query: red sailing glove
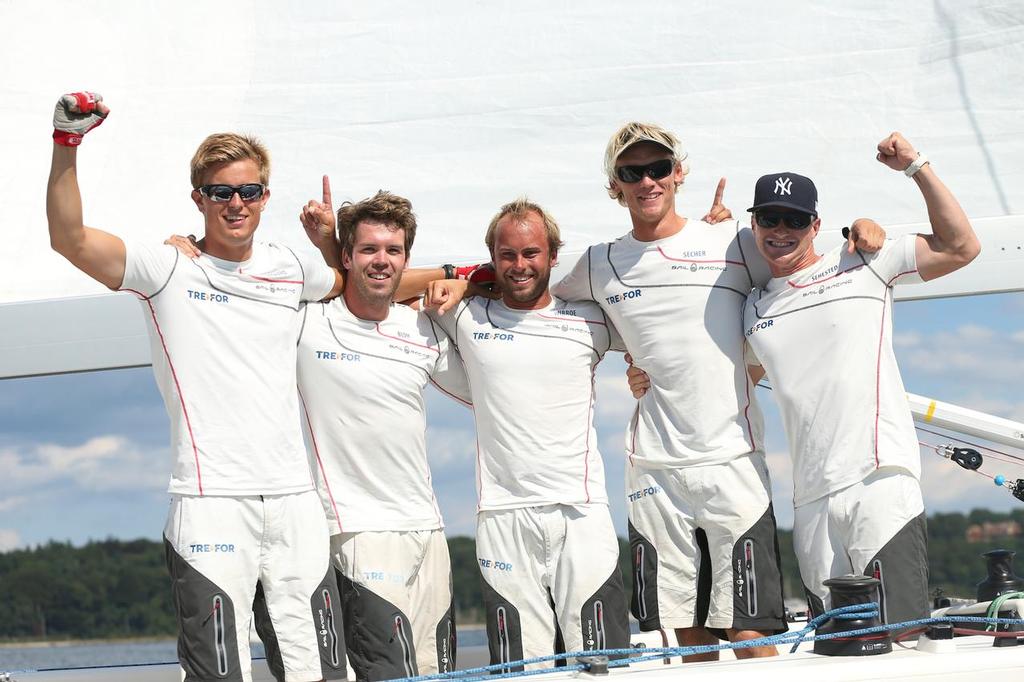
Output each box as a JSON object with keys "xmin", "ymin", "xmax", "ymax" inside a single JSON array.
[
  {"xmin": 52, "ymin": 92, "xmax": 108, "ymax": 146},
  {"xmin": 455, "ymin": 263, "xmax": 496, "ymax": 290}
]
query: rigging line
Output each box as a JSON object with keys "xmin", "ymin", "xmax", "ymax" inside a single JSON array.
[
  {"xmin": 918, "ymin": 438, "xmax": 1024, "ymax": 470},
  {"xmin": 916, "ymin": 425, "xmax": 1024, "ymax": 461},
  {"xmin": 918, "ymin": 440, "xmax": 996, "ymax": 480}
]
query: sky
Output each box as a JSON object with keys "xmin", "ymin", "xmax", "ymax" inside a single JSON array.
[{"xmin": 1, "ymin": 288, "xmax": 1022, "ymax": 553}]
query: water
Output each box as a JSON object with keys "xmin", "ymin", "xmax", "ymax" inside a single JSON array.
[{"xmin": 1, "ymin": 629, "xmax": 490, "ymax": 673}]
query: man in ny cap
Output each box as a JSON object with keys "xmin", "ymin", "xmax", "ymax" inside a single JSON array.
[{"xmin": 740, "ymin": 132, "xmax": 980, "ymax": 625}]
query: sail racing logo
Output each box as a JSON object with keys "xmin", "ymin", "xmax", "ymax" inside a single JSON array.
[{"xmin": 801, "ymin": 277, "xmax": 853, "ymax": 298}]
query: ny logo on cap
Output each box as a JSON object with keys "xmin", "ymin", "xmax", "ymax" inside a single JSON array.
[{"xmin": 774, "ymin": 177, "xmax": 792, "ymax": 196}]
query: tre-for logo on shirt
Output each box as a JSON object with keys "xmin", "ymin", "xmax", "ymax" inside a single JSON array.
[
  {"xmin": 745, "ymin": 319, "xmax": 775, "ymax": 337},
  {"xmin": 604, "ymin": 288, "xmax": 642, "ymax": 305},
  {"xmin": 472, "ymin": 331, "xmax": 515, "ymax": 341},
  {"xmin": 314, "ymin": 350, "xmax": 362, "ymax": 362},
  {"xmin": 186, "ymin": 289, "xmax": 230, "ymax": 304}
]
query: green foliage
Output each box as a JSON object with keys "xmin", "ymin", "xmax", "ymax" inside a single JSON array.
[
  {"xmin": 0, "ymin": 538, "xmax": 176, "ymax": 640},
  {"xmin": 2, "ymin": 510, "xmax": 1023, "ymax": 641}
]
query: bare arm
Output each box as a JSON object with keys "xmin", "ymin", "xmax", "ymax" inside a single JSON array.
[
  {"xmin": 47, "ymin": 144, "xmax": 126, "ymax": 289},
  {"xmin": 747, "ymin": 364, "xmax": 765, "ymax": 384},
  {"xmin": 876, "ymin": 132, "xmax": 980, "ymax": 281},
  {"xmin": 398, "ymin": 267, "xmax": 447, "ymax": 300}
]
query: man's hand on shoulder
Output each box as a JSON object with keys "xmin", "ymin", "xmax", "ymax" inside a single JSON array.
[
  {"xmin": 845, "ymin": 218, "xmax": 886, "ymax": 254},
  {"xmin": 164, "ymin": 234, "xmax": 202, "ymax": 259},
  {"xmin": 425, "ymin": 278, "xmax": 500, "ymax": 315}
]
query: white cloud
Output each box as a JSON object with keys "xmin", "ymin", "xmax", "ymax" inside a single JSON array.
[
  {"xmin": 897, "ymin": 323, "xmax": 1024, "ymax": 397},
  {"xmin": 893, "ymin": 331, "xmax": 922, "ymax": 348},
  {"xmin": 0, "ymin": 496, "xmax": 28, "ymax": 513},
  {"xmin": 0, "ymin": 436, "xmax": 166, "ymax": 492},
  {"xmin": 0, "ymin": 529, "xmax": 22, "ymax": 552}
]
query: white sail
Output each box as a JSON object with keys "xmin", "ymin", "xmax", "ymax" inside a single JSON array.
[{"xmin": 2, "ymin": 1, "xmax": 1024, "ymax": 377}]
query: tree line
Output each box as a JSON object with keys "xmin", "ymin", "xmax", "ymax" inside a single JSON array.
[{"xmin": 2, "ymin": 509, "xmax": 1022, "ymax": 640}]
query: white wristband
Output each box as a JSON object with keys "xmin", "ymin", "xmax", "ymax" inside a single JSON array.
[{"xmin": 903, "ymin": 153, "xmax": 929, "ymax": 177}]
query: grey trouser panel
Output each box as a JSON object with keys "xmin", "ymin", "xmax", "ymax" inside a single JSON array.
[
  {"xmin": 482, "ymin": 578, "xmax": 526, "ymax": 672},
  {"xmin": 580, "ymin": 567, "xmax": 631, "ymax": 658},
  {"xmin": 630, "ymin": 507, "xmax": 786, "ymax": 637},
  {"xmin": 628, "ymin": 520, "xmax": 660, "ymax": 630},
  {"xmin": 340, "ymin": 572, "xmax": 455, "ymax": 681},
  {"xmin": 803, "ymin": 512, "xmax": 929, "ymax": 628},
  {"xmin": 482, "ymin": 565, "xmax": 630, "ymax": 669},
  {"xmin": 725, "ymin": 504, "xmax": 787, "ymax": 636},
  {"xmin": 253, "ymin": 566, "xmax": 347, "ymax": 682},
  {"xmin": 165, "ymin": 539, "xmax": 243, "ymax": 682}
]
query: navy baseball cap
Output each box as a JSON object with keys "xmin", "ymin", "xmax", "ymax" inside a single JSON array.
[{"xmin": 747, "ymin": 172, "xmax": 818, "ymax": 216}]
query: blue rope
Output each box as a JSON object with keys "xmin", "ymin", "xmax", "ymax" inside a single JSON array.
[{"xmin": 388, "ymin": 604, "xmax": 1024, "ymax": 682}]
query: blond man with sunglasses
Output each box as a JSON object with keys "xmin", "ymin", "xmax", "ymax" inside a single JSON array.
[
  {"xmin": 46, "ymin": 92, "xmax": 346, "ymax": 682},
  {"xmin": 554, "ymin": 122, "xmax": 888, "ymax": 661}
]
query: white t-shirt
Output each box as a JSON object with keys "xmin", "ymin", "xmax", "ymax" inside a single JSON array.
[
  {"xmin": 296, "ymin": 298, "xmax": 471, "ymax": 534},
  {"xmin": 553, "ymin": 221, "xmax": 770, "ymax": 468},
  {"xmin": 121, "ymin": 241, "xmax": 336, "ymax": 496},
  {"xmin": 743, "ymin": 235, "xmax": 923, "ymax": 506},
  {"xmin": 430, "ymin": 296, "xmax": 623, "ymax": 511}
]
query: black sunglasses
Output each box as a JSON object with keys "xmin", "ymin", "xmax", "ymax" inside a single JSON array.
[
  {"xmin": 614, "ymin": 159, "xmax": 675, "ymax": 183},
  {"xmin": 199, "ymin": 183, "xmax": 266, "ymax": 202},
  {"xmin": 754, "ymin": 212, "xmax": 814, "ymax": 230}
]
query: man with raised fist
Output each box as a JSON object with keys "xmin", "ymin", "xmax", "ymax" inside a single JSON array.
[
  {"xmin": 739, "ymin": 134, "xmax": 979, "ymax": 626},
  {"xmin": 46, "ymin": 92, "xmax": 346, "ymax": 682}
]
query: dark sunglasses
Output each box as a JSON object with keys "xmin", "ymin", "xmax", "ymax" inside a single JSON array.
[
  {"xmin": 614, "ymin": 158, "xmax": 675, "ymax": 183},
  {"xmin": 754, "ymin": 212, "xmax": 814, "ymax": 230},
  {"xmin": 199, "ymin": 183, "xmax": 266, "ymax": 202}
]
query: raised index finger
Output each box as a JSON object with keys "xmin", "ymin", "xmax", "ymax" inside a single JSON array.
[
  {"xmin": 712, "ymin": 177, "xmax": 727, "ymax": 205},
  {"xmin": 322, "ymin": 175, "xmax": 333, "ymax": 207}
]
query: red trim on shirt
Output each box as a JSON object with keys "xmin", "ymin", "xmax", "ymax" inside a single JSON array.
[
  {"xmin": 375, "ymin": 324, "xmax": 440, "ymax": 353},
  {"xmin": 240, "ymin": 271, "xmax": 304, "ymax": 285},
  {"xmin": 299, "ymin": 389, "xmax": 343, "ymax": 533},
  {"xmin": 741, "ymin": 363, "xmax": 756, "ymax": 453},
  {"xmin": 144, "ymin": 299, "xmax": 204, "ymax": 496},
  {"xmin": 886, "ymin": 269, "xmax": 919, "ymax": 286},
  {"xmin": 474, "ymin": 435, "xmax": 483, "ymax": 514},
  {"xmin": 656, "ymin": 246, "xmax": 743, "ymax": 266},
  {"xmin": 429, "ymin": 378, "xmax": 472, "ymax": 407},
  {"xmin": 873, "ymin": 268, "xmax": 919, "ymax": 466},
  {"xmin": 582, "ymin": 367, "xmax": 596, "ymax": 503}
]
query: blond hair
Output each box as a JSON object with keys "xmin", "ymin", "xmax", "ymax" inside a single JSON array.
[
  {"xmin": 603, "ymin": 122, "xmax": 689, "ymax": 205},
  {"xmin": 189, "ymin": 133, "xmax": 271, "ymax": 188},
  {"xmin": 336, "ymin": 190, "xmax": 418, "ymax": 256},
  {"xmin": 485, "ymin": 198, "xmax": 564, "ymax": 256}
]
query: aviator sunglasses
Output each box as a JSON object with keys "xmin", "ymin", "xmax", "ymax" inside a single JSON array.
[
  {"xmin": 198, "ymin": 183, "xmax": 266, "ymax": 202},
  {"xmin": 614, "ymin": 158, "xmax": 675, "ymax": 184},
  {"xmin": 754, "ymin": 212, "xmax": 814, "ymax": 230}
]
